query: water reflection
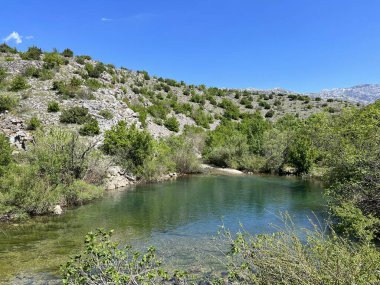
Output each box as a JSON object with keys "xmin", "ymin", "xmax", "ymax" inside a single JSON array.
[{"xmin": 0, "ymin": 175, "xmax": 325, "ymax": 282}]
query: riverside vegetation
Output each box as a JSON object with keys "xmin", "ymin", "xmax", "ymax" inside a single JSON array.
[{"xmin": 0, "ymin": 43, "xmax": 379, "ymax": 283}]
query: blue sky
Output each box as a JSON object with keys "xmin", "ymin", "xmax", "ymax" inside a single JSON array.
[{"xmin": 1, "ymin": 0, "xmax": 379, "ymax": 92}]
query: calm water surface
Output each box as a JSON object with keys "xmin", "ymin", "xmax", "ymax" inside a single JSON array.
[{"xmin": 0, "ymin": 175, "xmax": 326, "ymax": 283}]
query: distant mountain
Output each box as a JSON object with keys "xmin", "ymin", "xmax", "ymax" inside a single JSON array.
[{"xmin": 309, "ymin": 84, "xmax": 380, "ymax": 105}]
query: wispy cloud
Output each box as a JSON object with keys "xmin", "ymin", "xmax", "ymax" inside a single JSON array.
[
  {"xmin": 100, "ymin": 13, "xmax": 157, "ymax": 23},
  {"xmin": 3, "ymin": 32, "xmax": 34, "ymax": 45},
  {"xmin": 3, "ymin": 31, "xmax": 22, "ymax": 44}
]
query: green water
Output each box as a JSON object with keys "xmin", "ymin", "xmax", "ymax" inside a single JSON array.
[{"xmin": 0, "ymin": 175, "xmax": 325, "ymax": 283}]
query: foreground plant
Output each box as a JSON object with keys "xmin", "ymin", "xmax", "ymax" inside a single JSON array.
[
  {"xmin": 61, "ymin": 229, "xmax": 169, "ymax": 285},
  {"xmin": 222, "ymin": 215, "xmax": 380, "ymax": 285}
]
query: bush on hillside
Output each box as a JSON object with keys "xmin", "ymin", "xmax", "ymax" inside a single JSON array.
[
  {"xmin": 8, "ymin": 75, "xmax": 29, "ymax": 91},
  {"xmin": 21, "ymin": 46, "xmax": 42, "ymax": 60},
  {"xmin": 47, "ymin": 101, "xmax": 60, "ymax": 112},
  {"xmin": 0, "ymin": 94, "xmax": 19, "ymax": 112},
  {"xmin": 103, "ymin": 122, "xmax": 154, "ymax": 175},
  {"xmin": 60, "ymin": 107, "xmax": 91, "ymax": 124},
  {"xmin": 164, "ymin": 116, "xmax": 180, "ymax": 132},
  {"xmin": 79, "ymin": 118, "xmax": 100, "ymax": 136},
  {"xmin": 27, "ymin": 116, "xmax": 42, "ymax": 130},
  {"xmin": 61, "ymin": 48, "xmax": 74, "ymax": 58}
]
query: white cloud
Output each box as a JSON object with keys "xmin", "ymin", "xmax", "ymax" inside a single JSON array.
[
  {"xmin": 25, "ymin": 35, "xmax": 34, "ymax": 40},
  {"xmin": 3, "ymin": 31, "xmax": 22, "ymax": 44},
  {"xmin": 101, "ymin": 17, "xmax": 112, "ymax": 22}
]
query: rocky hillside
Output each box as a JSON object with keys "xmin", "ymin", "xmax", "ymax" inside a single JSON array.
[
  {"xmin": 308, "ymin": 84, "xmax": 380, "ymax": 105},
  {"xmin": 0, "ymin": 45, "xmax": 353, "ymax": 146}
]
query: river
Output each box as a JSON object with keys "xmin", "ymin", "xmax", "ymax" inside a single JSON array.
[{"xmin": 0, "ymin": 174, "xmax": 326, "ymax": 284}]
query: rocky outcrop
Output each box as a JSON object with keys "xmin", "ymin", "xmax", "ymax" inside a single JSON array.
[
  {"xmin": 0, "ymin": 114, "xmax": 33, "ymax": 150},
  {"xmin": 104, "ymin": 166, "xmax": 137, "ymax": 190}
]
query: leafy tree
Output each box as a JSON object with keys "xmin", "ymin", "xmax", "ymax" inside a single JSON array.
[
  {"xmin": 219, "ymin": 99, "xmax": 240, "ymax": 119},
  {"xmin": 103, "ymin": 122, "xmax": 154, "ymax": 175},
  {"xmin": 61, "ymin": 48, "xmax": 74, "ymax": 58},
  {"xmin": 21, "ymin": 46, "xmax": 42, "ymax": 60},
  {"xmin": 0, "ymin": 134, "xmax": 12, "ymax": 175}
]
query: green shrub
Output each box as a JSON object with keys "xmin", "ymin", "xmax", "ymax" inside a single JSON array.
[
  {"xmin": 21, "ymin": 46, "xmax": 42, "ymax": 60},
  {"xmin": 219, "ymin": 99, "xmax": 240, "ymax": 119},
  {"xmin": 85, "ymin": 63, "xmax": 105, "ymax": 78},
  {"xmin": 191, "ymin": 108, "xmax": 213, "ymax": 129},
  {"xmin": 61, "ymin": 48, "xmax": 74, "ymax": 58},
  {"xmin": 43, "ymin": 52, "xmax": 65, "ymax": 69},
  {"xmin": 79, "ymin": 118, "xmax": 100, "ymax": 136},
  {"xmin": 60, "ymin": 107, "xmax": 91, "ymax": 124},
  {"xmin": 0, "ymin": 94, "xmax": 19, "ymax": 112},
  {"xmin": 99, "ymin": 109, "xmax": 113, "ymax": 120},
  {"xmin": 265, "ymin": 109, "xmax": 274, "ymax": 118},
  {"xmin": 223, "ymin": 215, "xmax": 380, "ymax": 285},
  {"xmin": 0, "ymin": 129, "xmax": 103, "ymax": 217},
  {"xmin": 85, "ymin": 78, "xmax": 103, "ymax": 90},
  {"xmin": 0, "ymin": 67, "xmax": 8, "ymax": 82},
  {"xmin": 23, "ymin": 66, "xmax": 53, "ymax": 80},
  {"xmin": 164, "ymin": 116, "xmax": 180, "ymax": 132},
  {"xmin": 166, "ymin": 135, "xmax": 201, "ymax": 173},
  {"xmin": 190, "ymin": 94, "xmax": 206, "ymax": 105},
  {"xmin": 0, "ymin": 43, "xmax": 17, "ymax": 54},
  {"xmin": 103, "ymin": 122, "xmax": 154, "ymax": 175},
  {"xmin": 47, "ymin": 101, "xmax": 60, "ymax": 112},
  {"xmin": 27, "ymin": 116, "xmax": 42, "ymax": 130},
  {"xmin": 61, "ymin": 229, "xmax": 166, "ymax": 285},
  {"xmin": 0, "ymin": 133, "xmax": 12, "ymax": 174},
  {"xmin": 8, "ymin": 75, "xmax": 29, "ymax": 91}
]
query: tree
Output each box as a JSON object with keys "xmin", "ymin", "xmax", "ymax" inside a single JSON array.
[
  {"xmin": 103, "ymin": 122, "xmax": 154, "ymax": 175},
  {"xmin": 61, "ymin": 48, "xmax": 74, "ymax": 58}
]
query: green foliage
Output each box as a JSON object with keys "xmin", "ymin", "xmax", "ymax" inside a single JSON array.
[
  {"xmin": 0, "ymin": 94, "xmax": 19, "ymax": 112},
  {"xmin": 0, "ymin": 67, "xmax": 8, "ymax": 83},
  {"xmin": 332, "ymin": 202, "xmax": 379, "ymax": 242},
  {"xmin": 0, "ymin": 129, "xmax": 103, "ymax": 217},
  {"xmin": 190, "ymin": 94, "xmax": 206, "ymax": 105},
  {"xmin": 79, "ymin": 118, "xmax": 100, "ymax": 136},
  {"xmin": 61, "ymin": 229, "xmax": 168, "ymax": 285},
  {"xmin": 164, "ymin": 116, "xmax": 180, "ymax": 132},
  {"xmin": 0, "ymin": 43, "xmax": 17, "ymax": 54},
  {"xmin": 129, "ymin": 104, "xmax": 148, "ymax": 127},
  {"xmin": 85, "ymin": 78, "xmax": 103, "ymax": 90},
  {"xmin": 23, "ymin": 66, "xmax": 54, "ymax": 80},
  {"xmin": 27, "ymin": 116, "xmax": 42, "ymax": 130},
  {"xmin": 8, "ymin": 75, "xmax": 29, "ymax": 91},
  {"xmin": 21, "ymin": 46, "xmax": 42, "ymax": 60},
  {"xmin": 47, "ymin": 101, "xmax": 60, "ymax": 112},
  {"xmin": 0, "ymin": 134, "xmax": 12, "ymax": 175},
  {"xmin": 219, "ymin": 99, "xmax": 240, "ymax": 119},
  {"xmin": 166, "ymin": 135, "xmax": 201, "ymax": 173},
  {"xmin": 61, "ymin": 48, "xmax": 74, "ymax": 58},
  {"xmin": 85, "ymin": 62, "xmax": 105, "ymax": 78},
  {"xmin": 60, "ymin": 107, "xmax": 92, "ymax": 124},
  {"xmin": 203, "ymin": 121, "xmax": 249, "ymax": 168},
  {"xmin": 265, "ymin": 109, "xmax": 274, "ymax": 118},
  {"xmin": 286, "ymin": 134, "xmax": 316, "ymax": 174},
  {"xmin": 223, "ymin": 215, "xmax": 380, "ymax": 285},
  {"xmin": 103, "ymin": 122, "xmax": 154, "ymax": 176},
  {"xmin": 99, "ymin": 109, "xmax": 113, "ymax": 119},
  {"xmin": 147, "ymin": 103, "xmax": 169, "ymax": 120},
  {"xmin": 191, "ymin": 108, "xmax": 213, "ymax": 129},
  {"xmin": 43, "ymin": 52, "xmax": 65, "ymax": 69}
]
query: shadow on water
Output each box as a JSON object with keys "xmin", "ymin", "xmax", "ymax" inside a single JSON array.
[{"xmin": 0, "ymin": 175, "xmax": 326, "ymax": 283}]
